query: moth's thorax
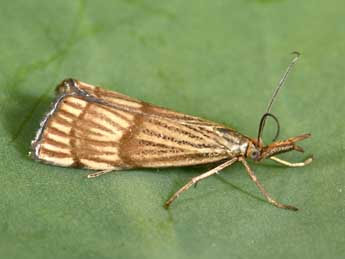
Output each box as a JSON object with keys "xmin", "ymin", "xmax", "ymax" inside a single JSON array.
[{"xmin": 215, "ymin": 127, "xmax": 249, "ymax": 156}]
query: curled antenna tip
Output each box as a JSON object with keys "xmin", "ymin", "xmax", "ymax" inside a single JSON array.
[
  {"xmin": 291, "ymin": 51, "xmax": 301, "ymax": 56},
  {"xmin": 291, "ymin": 51, "xmax": 301, "ymax": 62}
]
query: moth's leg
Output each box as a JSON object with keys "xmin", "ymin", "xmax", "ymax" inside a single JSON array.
[
  {"xmin": 87, "ymin": 168, "xmax": 120, "ymax": 178},
  {"xmin": 270, "ymin": 156, "xmax": 313, "ymax": 168},
  {"xmin": 239, "ymin": 157, "xmax": 298, "ymax": 211},
  {"xmin": 164, "ymin": 157, "xmax": 238, "ymax": 208}
]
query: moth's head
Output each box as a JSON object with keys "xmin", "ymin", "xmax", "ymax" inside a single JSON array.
[
  {"xmin": 244, "ymin": 52, "xmax": 311, "ymax": 162},
  {"xmin": 246, "ymin": 133, "xmax": 311, "ymax": 162},
  {"xmin": 246, "ymin": 112, "xmax": 311, "ymax": 161}
]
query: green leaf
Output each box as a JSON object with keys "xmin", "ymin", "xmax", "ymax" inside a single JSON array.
[{"xmin": 1, "ymin": 0, "xmax": 344, "ymax": 258}]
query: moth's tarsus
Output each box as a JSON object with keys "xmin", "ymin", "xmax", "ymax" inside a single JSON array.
[{"xmin": 270, "ymin": 155, "xmax": 313, "ymax": 167}]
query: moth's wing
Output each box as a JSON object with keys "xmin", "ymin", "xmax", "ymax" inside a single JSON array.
[{"xmin": 31, "ymin": 79, "xmax": 230, "ymax": 170}]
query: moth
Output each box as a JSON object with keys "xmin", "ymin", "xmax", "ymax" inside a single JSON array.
[{"xmin": 30, "ymin": 52, "xmax": 312, "ymax": 211}]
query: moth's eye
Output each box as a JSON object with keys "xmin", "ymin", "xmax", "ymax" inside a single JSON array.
[{"xmin": 251, "ymin": 150, "xmax": 260, "ymax": 160}]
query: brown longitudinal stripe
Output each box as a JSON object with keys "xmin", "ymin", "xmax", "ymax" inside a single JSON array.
[
  {"xmin": 76, "ymin": 149, "xmax": 120, "ymax": 164},
  {"xmin": 146, "ymin": 117, "xmax": 223, "ymax": 148},
  {"xmin": 63, "ymin": 101, "xmax": 84, "ymax": 111},
  {"xmin": 94, "ymin": 86, "xmax": 142, "ymax": 104},
  {"xmin": 101, "ymin": 96, "xmax": 142, "ymax": 109},
  {"xmin": 71, "ymin": 137, "xmax": 119, "ymax": 147},
  {"xmin": 139, "ymin": 149, "xmax": 184, "ymax": 154},
  {"xmin": 58, "ymin": 110, "xmax": 79, "ymax": 121},
  {"xmin": 146, "ymin": 118, "xmax": 205, "ymax": 141},
  {"xmin": 73, "ymin": 124, "xmax": 104, "ymax": 137},
  {"xmin": 137, "ymin": 139, "xmax": 186, "ymax": 151},
  {"xmin": 43, "ymin": 138, "xmax": 70, "ymax": 149},
  {"xmin": 59, "ymin": 105, "xmax": 82, "ymax": 117},
  {"xmin": 94, "ymin": 104, "xmax": 132, "ymax": 122},
  {"xmin": 101, "ymin": 92, "xmax": 142, "ymax": 105},
  {"xmin": 53, "ymin": 115, "xmax": 72, "ymax": 127},
  {"xmin": 84, "ymin": 108, "xmax": 126, "ymax": 132},
  {"xmin": 75, "ymin": 152, "xmax": 119, "ymax": 164},
  {"xmin": 145, "ymin": 104, "xmax": 215, "ymax": 124},
  {"xmin": 135, "ymin": 152, "xmax": 227, "ymax": 164},
  {"xmin": 75, "ymin": 117, "xmax": 115, "ymax": 134},
  {"xmin": 141, "ymin": 128, "xmax": 218, "ymax": 149},
  {"xmin": 183, "ymin": 124, "xmax": 218, "ymax": 139},
  {"xmin": 46, "ymin": 127, "xmax": 70, "ymax": 138},
  {"xmin": 79, "ymin": 159, "xmax": 114, "ymax": 170},
  {"xmin": 40, "ymin": 147, "xmax": 71, "ymax": 158},
  {"xmin": 64, "ymin": 98, "xmax": 86, "ymax": 109},
  {"xmin": 72, "ymin": 147, "xmax": 116, "ymax": 156},
  {"xmin": 67, "ymin": 121, "xmax": 112, "ymax": 138},
  {"xmin": 79, "ymin": 156, "xmax": 118, "ymax": 165},
  {"xmin": 182, "ymin": 124, "xmax": 227, "ymax": 147}
]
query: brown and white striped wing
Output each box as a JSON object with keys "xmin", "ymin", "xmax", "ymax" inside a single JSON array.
[{"xmin": 31, "ymin": 79, "xmax": 231, "ymax": 170}]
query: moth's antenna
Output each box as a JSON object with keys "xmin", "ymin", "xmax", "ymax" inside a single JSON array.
[
  {"xmin": 265, "ymin": 51, "xmax": 300, "ymax": 114},
  {"xmin": 257, "ymin": 113, "xmax": 280, "ymax": 145},
  {"xmin": 257, "ymin": 51, "xmax": 301, "ymax": 143}
]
